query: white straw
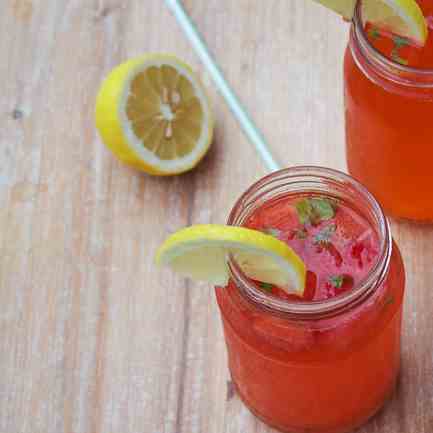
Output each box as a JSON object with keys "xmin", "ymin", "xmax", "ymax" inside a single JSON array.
[{"xmin": 164, "ymin": 0, "xmax": 281, "ymax": 172}]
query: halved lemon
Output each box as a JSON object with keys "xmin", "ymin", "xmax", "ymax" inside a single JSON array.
[
  {"xmin": 312, "ymin": 0, "xmax": 428, "ymax": 45},
  {"xmin": 156, "ymin": 225, "xmax": 306, "ymax": 295},
  {"xmin": 95, "ymin": 54, "xmax": 214, "ymax": 175}
]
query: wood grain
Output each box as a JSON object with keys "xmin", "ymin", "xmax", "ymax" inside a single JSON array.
[{"xmin": 1, "ymin": 1, "xmax": 432, "ymax": 432}]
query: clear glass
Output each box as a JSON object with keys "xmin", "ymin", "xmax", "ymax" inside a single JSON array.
[
  {"xmin": 344, "ymin": 0, "xmax": 433, "ymax": 221},
  {"xmin": 215, "ymin": 167, "xmax": 405, "ymax": 433}
]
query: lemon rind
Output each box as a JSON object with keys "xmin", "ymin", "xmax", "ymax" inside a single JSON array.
[
  {"xmin": 95, "ymin": 54, "xmax": 214, "ymax": 175},
  {"xmin": 156, "ymin": 225, "xmax": 307, "ymax": 294}
]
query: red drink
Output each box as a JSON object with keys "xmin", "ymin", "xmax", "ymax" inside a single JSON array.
[
  {"xmin": 245, "ymin": 195, "xmax": 379, "ymax": 302},
  {"xmin": 215, "ymin": 167, "xmax": 405, "ymax": 433},
  {"xmin": 345, "ymin": 0, "xmax": 433, "ymax": 221}
]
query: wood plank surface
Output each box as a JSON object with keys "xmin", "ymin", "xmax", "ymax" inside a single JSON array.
[{"xmin": 1, "ymin": 1, "xmax": 432, "ymax": 432}]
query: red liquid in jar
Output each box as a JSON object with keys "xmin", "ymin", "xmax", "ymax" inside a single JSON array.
[
  {"xmin": 245, "ymin": 195, "xmax": 379, "ymax": 302},
  {"xmin": 345, "ymin": 0, "xmax": 433, "ymax": 220},
  {"xmin": 216, "ymin": 192, "xmax": 405, "ymax": 433}
]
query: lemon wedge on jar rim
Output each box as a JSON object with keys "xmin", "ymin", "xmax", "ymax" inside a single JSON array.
[
  {"xmin": 156, "ymin": 225, "xmax": 307, "ymax": 295},
  {"xmin": 313, "ymin": 0, "xmax": 428, "ymax": 45},
  {"xmin": 95, "ymin": 54, "xmax": 214, "ymax": 175}
]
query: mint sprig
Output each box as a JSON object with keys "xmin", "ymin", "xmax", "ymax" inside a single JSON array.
[
  {"xmin": 329, "ymin": 275, "xmax": 344, "ymax": 289},
  {"xmin": 391, "ymin": 36, "xmax": 409, "ymax": 66},
  {"xmin": 295, "ymin": 198, "xmax": 336, "ymax": 226},
  {"xmin": 296, "ymin": 199, "xmax": 314, "ymax": 225},
  {"xmin": 393, "ymin": 35, "xmax": 410, "ymax": 48},
  {"xmin": 314, "ymin": 224, "xmax": 336, "ymax": 245},
  {"xmin": 310, "ymin": 198, "xmax": 335, "ymax": 220},
  {"xmin": 384, "ymin": 294, "xmax": 395, "ymax": 307},
  {"xmin": 259, "ymin": 282, "xmax": 273, "ymax": 293},
  {"xmin": 391, "ymin": 52, "xmax": 409, "ymax": 66},
  {"xmin": 368, "ymin": 27, "xmax": 381, "ymax": 40}
]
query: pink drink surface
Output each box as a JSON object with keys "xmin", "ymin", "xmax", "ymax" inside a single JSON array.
[{"xmin": 245, "ymin": 195, "xmax": 380, "ymax": 301}]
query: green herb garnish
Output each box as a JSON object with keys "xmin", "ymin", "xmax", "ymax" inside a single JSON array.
[
  {"xmin": 393, "ymin": 35, "xmax": 410, "ymax": 48},
  {"xmin": 314, "ymin": 224, "xmax": 336, "ymax": 245},
  {"xmin": 261, "ymin": 228, "xmax": 282, "ymax": 238},
  {"xmin": 329, "ymin": 275, "xmax": 344, "ymax": 289},
  {"xmin": 368, "ymin": 27, "xmax": 381, "ymax": 40},
  {"xmin": 397, "ymin": 57, "xmax": 409, "ymax": 66},
  {"xmin": 295, "ymin": 199, "xmax": 314, "ymax": 225},
  {"xmin": 310, "ymin": 198, "xmax": 335, "ymax": 220},
  {"xmin": 384, "ymin": 294, "xmax": 395, "ymax": 307},
  {"xmin": 391, "ymin": 52, "xmax": 409, "ymax": 65},
  {"xmin": 259, "ymin": 282, "xmax": 273, "ymax": 292},
  {"xmin": 391, "ymin": 36, "xmax": 409, "ymax": 66},
  {"xmin": 295, "ymin": 198, "xmax": 336, "ymax": 225}
]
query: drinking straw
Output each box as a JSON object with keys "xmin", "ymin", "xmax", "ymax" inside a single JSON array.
[{"xmin": 164, "ymin": 0, "xmax": 281, "ymax": 172}]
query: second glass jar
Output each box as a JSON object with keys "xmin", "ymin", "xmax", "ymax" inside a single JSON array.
[{"xmin": 344, "ymin": 0, "xmax": 433, "ymax": 221}]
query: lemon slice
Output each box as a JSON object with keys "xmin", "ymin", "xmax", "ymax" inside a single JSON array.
[
  {"xmin": 156, "ymin": 225, "xmax": 306, "ymax": 295},
  {"xmin": 312, "ymin": 0, "xmax": 428, "ymax": 45},
  {"xmin": 95, "ymin": 54, "xmax": 214, "ymax": 175}
]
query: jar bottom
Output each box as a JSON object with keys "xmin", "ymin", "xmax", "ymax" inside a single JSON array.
[{"xmin": 231, "ymin": 375, "xmax": 398, "ymax": 433}]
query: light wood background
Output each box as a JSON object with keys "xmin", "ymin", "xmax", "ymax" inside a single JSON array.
[{"xmin": 1, "ymin": 1, "xmax": 433, "ymax": 432}]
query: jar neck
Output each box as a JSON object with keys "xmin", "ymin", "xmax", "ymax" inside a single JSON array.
[
  {"xmin": 227, "ymin": 166, "xmax": 392, "ymax": 321},
  {"xmin": 351, "ymin": 0, "xmax": 433, "ymax": 89}
]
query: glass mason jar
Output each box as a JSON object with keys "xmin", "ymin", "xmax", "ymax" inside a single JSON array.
[
  {"xmin": 215, "ymin": 167, "xmax": 405, "ymax": 433},
  {"xmin": 344, "ymin": 0, "xmax": 433, "ymax": 221}
]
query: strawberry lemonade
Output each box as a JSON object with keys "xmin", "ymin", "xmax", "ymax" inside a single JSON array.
[
  {"xmin": 345, "ymin": 0, "xmax": 433, "ymax": 220},
  {"xmin": 216, "ymin": 167, "xmax": 405, "ymax": 433}
]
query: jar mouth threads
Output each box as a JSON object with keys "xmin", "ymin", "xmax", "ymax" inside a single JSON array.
[
  {"xmin": 226, "ymin": 166, "xmax": 392, "ymax": 320},
  {"xmin": 352, "ymin": 0, "xmax": 433, "ymax": 88}
]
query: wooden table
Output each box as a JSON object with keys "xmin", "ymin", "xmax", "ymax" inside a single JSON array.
[{"xmin": 1, "ymin": 1, "xmax": 433, "ymax": 432}]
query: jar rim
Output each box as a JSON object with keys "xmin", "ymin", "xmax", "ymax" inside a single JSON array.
[
  {"xmin": 353, "ymin": 0, "xmax": 433, "ymax": 83},
  {"xmin": 226, "ymin": 166, "xmax": 392, "ymax": 320}
]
